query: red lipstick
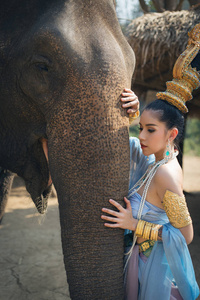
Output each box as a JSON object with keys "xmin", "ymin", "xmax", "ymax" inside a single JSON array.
[{"xmin": 140, "ymin": 143, "xmax": 147, "ymax": 149}]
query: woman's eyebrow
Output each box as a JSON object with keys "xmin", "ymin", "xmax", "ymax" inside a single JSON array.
[
  {"xmin": 146, "ymin": 123, "xmax": 158, "ymax": 126},
  {"xmin": 139, "ymin": 122, "xmax": 158, "ymax": 127}
]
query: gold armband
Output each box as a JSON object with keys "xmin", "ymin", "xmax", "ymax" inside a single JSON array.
[
  {"xmin": 135, "ymin": 220, "xmax": 161, "ymax": 241},
  {"xmin": 129, "ymin": 110, "xmax": 140, "ymax": 124},
  {"xmin": 162, "ymin": 190, "xmax": 192, "ymax": 228}
]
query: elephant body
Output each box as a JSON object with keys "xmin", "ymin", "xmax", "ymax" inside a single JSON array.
[{"xmin": 0, "ymin": 1, "xmax": 135, "ymax": 298}]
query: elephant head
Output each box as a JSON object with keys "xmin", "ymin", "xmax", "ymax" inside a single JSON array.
[{"xmin": 0, "ymin": 0, "xmax": 135, "ymax": 298}]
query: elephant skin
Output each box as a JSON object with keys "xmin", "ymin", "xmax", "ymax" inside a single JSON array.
[{"xmin": 0, "ymin": 0, "xmax": 135, "ymax": 298}]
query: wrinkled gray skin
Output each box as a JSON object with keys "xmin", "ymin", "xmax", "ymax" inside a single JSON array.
[{"xmin": 0, "ymin": 0, "xmax": 135, "ymax": 298}]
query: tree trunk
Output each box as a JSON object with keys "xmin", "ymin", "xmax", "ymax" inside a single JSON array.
[
  {"xmin": 164, "ymin": 0, "xmax": 179, "ymax": 10},
  {"xmin": 175, "ymin": 0, "xmax": 184, "ymax": 11},
  {"xmin": 152, "ymin": 0, "xmax": 165, "ymax": 12},
  {"xmin": 188, "ymin": 0, "xmax": 200, "ymax": 5},
  {"xmin": 152, "ymin": 0, "xmax": 183, "ymax": 11},
  {"xmin": 139, "ymin": 0, "xmax": 150, "ymax": 13}
]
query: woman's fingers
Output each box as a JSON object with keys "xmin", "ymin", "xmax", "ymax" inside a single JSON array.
[
  {"xmin": 123, "ymin": 88, "xmax": 132, "ymax": 93},
  {"xmin": 101, "ymin": 197, "xmax": 135, "ymax": 230},
  {"xmin": 103, "ymin": 222, "xmax": 120, "ymax": 228},
  {"xmin": 102, "ymin": 199, "xmax": 124, "ymax": 215},
  {"xmin": 121, "ymin": 94, "xmax": 138, "ymax": 101},
  {"xmin": 121, "ymin": 96, "xmax": 138, "ymax": 102},
  {"xmin": 121, "ymin": 88, "xmax": 137, "ymax": 98},
  {"xmin": 124, "ymin": 197, "xmax": 131, "ymax": 210},
  {"xmin": 101, "ymin": 207, "xmax": 120, "ymax": 217},
  {"xmin": 121, "ymin": 93, "xmax": 135, "ymax": 97},
  {"xmin": 121, "ymin": 99, "xmax": 139, "ymax": 108},
  {"xmin": 121, "ymin": 88, "xmax": 139, "ymax": 113},
  {"xmin": 127, "ymin": 108, "xmax": 137, "ymax": 114},
  {"xmin": 101, "ymin": 205, "xmax": 121, "ymax": 227},
  {"xmin": 101, "ymin": 199, "xmax": 124, "ymax": 225},
  {"xmin": 108, "ymin": 199, "xmax": 124, "ymax": 211},
  {"xmin": 101, "ymin": 215, "xmax": 118, "ymax": 223}
]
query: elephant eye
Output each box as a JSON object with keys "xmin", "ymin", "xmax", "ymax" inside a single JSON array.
[{"xmin": 35, "ymin": 63, "xmax": 49, "ymax": 72}]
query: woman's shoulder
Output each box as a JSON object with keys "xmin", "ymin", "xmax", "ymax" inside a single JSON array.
[{"xmin": 154, "ymin": 160, "xmax": 183, "ymax": 199}]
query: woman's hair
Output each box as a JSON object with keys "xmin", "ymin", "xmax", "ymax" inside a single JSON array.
[{"xmin": 144, "ymin": 99, "xmax": 185, "ymax": 147}]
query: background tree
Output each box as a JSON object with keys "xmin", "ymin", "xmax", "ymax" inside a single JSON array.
[
  {"xmin": 115, "ymin": 0, "xmax": 194, "ymax": 26},
  {"xmin": 116, "ymin": 0, "xmax": 200, "ymax": 161},
  {"xmin": 139, "ymin": 0, "xmax": 200, "ymax": 12}
]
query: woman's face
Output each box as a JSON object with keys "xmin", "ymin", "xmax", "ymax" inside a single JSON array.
[{"xmin": 139, "ymin": 109, "xmax": 171, "ymax": 161}]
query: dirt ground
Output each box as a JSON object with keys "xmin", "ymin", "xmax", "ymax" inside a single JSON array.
[{"xmin": 0, "ymin": 156, "xmax": 200, "ymax": 300}]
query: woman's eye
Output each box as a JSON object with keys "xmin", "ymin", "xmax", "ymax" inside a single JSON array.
[
  {"xmin": 139, "ymin": 127, "xmax": 143, "ymax": 131},
  {"xmin": 148, "ymin": 129, "xmax": 155, "ymax": 133}
]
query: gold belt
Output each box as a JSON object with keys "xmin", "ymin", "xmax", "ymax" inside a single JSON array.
[{"xmin": 138, "ymin": 240, "xmax": 155, "ymax": 256}]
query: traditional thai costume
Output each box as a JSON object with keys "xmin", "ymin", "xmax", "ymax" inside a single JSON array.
[
  {"xmin": 124, "ymin": 24, "xmax": 200, "ymax": 300},
  {"xmin": 124, "ymin": 137, "xmax": 199, "ymax": 300}
]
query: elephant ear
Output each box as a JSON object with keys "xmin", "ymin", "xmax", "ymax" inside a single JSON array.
[
  {"xmin": 0, "ymin": 168, "xmax": 14, "ymax": 223},
  {"xmin": 0, "ymin": 126, "xmax": 52, "ymax": 214}
]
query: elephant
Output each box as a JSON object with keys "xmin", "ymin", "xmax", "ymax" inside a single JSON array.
[{"xmin": 0, "ymin": 0, "xmax": 135, "ymax": 298}]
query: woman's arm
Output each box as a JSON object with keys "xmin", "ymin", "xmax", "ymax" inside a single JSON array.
[
  {"xmin": 179, "ymin": 224, "xmax": 194, "ymax": 245},
  {"xmin": 155, "ymin": 166, "xmax": 194, "ymax": 245}
]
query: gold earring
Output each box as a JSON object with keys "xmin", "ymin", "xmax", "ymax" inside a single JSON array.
[{"xmin": 164, "ymin": 140, "xmax": 172, "ymax": 161}]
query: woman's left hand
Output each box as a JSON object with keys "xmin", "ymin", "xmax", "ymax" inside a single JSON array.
[
  {"xmin": 121, "ymin": 88, "xmax": 139, "ymax": 115},
  {"xmin": 101, "ymin": 197, "xmax": 138, "ymax": 231}
]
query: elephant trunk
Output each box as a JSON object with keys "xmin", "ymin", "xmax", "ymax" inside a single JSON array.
[{"xmin": 48, "ymin": 105, "xmax": 130, "ymax": 299}]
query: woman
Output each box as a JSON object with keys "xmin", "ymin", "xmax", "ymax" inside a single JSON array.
[{"xmin": 101, "ymin": 24, "xmax": 200, "ymax": 300}]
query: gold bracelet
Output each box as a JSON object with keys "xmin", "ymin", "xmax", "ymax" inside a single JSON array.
[
  {"xmin": 150, "ymin": 226, "xmax": 159, "ymax": 241},
  {"xmin": 136, "ymin": 220, "xmax": 162, "ymax": 241},
  {"xmin": 129, "ymin": 110, "xmax": 140, "ymax": 124},
  {"xmin": 143, "ymin": 223, "xmax": 152, "ymax": 240},
  {"xmin": 145, "ymin": 221, "xmax": 154, "ymax": 228},
  {"xmin": 135, "ymin": 220, "xmax": 145, "ymax": 237}
]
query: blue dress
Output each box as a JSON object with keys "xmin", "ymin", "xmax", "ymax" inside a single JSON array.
[{"xmin": 124, "ymin": 137, "xmax": 199, "ymax": 300}]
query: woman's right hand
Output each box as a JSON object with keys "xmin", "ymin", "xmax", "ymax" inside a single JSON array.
[{"xmin": 101, "ymin": 197, "xmax": 138, "ymax": 231}]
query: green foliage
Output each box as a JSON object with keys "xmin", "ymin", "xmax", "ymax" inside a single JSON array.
[
  {"xmin": 129, "ymin": 123, "xmax": 139, "ymax": 138},
  {"xmin": 184, "ymin": 118, "xmax": 200, "ymax": 156},
  {"xmin": 129, "ymin": 118, "xmax": 200, "ymax": 156},
  {"xmin": 143, "ymin": 0, "xmax": 190, "ymax": 11},
  {"xmin": 145, "ymin": 0, "xmax": 156, "ymax": 11}
]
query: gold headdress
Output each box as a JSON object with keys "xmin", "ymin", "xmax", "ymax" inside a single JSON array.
[{"xmin": 156, "ymin": 23, "xmax": 200, "ymax": 113}]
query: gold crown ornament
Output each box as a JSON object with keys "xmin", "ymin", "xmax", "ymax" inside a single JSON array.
[{"xmin": 156, "ymin": 23, "xmax": 200, "ymax": 113}]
